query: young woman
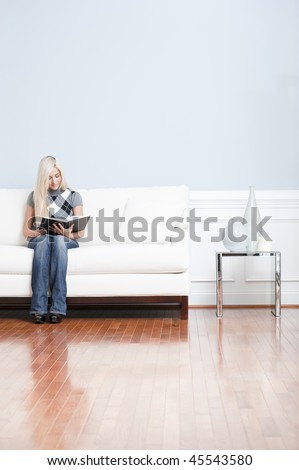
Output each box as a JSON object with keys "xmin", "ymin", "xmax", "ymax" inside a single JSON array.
[{"xmin": 23, "ymin": 156, "xmax": 85, "ymax": 324}]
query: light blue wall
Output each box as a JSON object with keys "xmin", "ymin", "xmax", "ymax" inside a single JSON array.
[{"xmin": 0, "ymin": 0, "xmax": 298, "ymax": 190}]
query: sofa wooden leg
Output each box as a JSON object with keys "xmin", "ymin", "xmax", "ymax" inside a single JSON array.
[{"xmin": 181, "ymin": 296, "xmax": 188, "ymax": 320}]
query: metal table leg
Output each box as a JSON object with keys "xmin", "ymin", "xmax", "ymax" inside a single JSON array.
[
  {"xmin": 216, "ymin": 252, "xmax": 223, "ymax": 317},
  {"xmin": 273, "ymin": 252, "xmax": 281, "ymax": 317}
]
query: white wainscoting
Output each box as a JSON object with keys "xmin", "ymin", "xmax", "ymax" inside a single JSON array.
[{"xmin": 189, "ymin": 190, "xmax": 299, "ymax": 306}]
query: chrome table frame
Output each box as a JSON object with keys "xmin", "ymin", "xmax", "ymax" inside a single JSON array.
[{"xmin": 216, "ymin": 251, "xmax": 281, "ymax": 318}]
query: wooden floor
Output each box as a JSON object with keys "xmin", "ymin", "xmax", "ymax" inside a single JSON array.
[{"xmin": 0, "ymin": 308, "xmax": 298, "ymax": 450}]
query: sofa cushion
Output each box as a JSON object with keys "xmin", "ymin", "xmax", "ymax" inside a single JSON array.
[
  {"xmin": 68, "ymin": 244, "xmax": 189, "ymax": 274},
  {"xmin": 0, "ymin": 243, "xmax": 189, "ymax": 275},
  {"xmin": 0, "ymin": 246, "xmax": 32, "ymax": 273},
  {"xmin": 0, "ymin": 189, "xmax": 30, "ymax": 246},
  {"xmin": 78, "ymin": 186, "xmax": 189, "ymax": 245},
  {"xmin": 76, "ymin": 188, "xmax": 126, "ymax": 245},
  {"xmin": 118, "ymin": 199, "xmax": 185, "ymax": 243}
]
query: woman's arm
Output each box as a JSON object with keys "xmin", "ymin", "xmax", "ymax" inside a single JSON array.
[{"xmin": 23, "ymin": 205, "xmax": 43, "ymax": 239}]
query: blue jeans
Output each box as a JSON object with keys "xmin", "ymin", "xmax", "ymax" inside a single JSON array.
[{"xmin": 28, "ymin": 234, "xmax": 79, "ymax": 316}]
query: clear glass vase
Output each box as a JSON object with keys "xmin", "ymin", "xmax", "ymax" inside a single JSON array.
[{"xmin": 244, "ymin": 186, "xmax": 261, "ymax": 251}]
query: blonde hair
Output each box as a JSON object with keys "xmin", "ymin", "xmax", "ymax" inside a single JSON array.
[{"xmin": 34, "ymin": 156, "xmax": 68, "ymax": 217}]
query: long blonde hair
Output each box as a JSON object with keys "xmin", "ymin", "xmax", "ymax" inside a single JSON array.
[{"xmin": 34, "ymin": 156, "xmax": 68, "ymax": 217}]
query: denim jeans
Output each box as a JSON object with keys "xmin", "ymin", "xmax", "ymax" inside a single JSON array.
[{"xmin": 28, "ymin": 234, "xmax": 79, "ymax": 316}]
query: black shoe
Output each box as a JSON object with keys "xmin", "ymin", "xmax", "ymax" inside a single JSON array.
[
  {"xmin": 50, "ymin": 314, "xmax": 63, "ymax": 323},
  {"xmin": 34, "ymin": 314, "xmax": 46, "ymax": 324}
]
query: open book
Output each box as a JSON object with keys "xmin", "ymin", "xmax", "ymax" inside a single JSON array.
[{"xmin": 35, "ymin": 215, "xmax": 90, "ymax": 233}]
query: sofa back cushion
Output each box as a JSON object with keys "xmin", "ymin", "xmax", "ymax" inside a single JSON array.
[
  {"xmin": 118, "ymin": 199, "xmax": 185, "ymax": 244},
  {"xmin": 78, "ymin": 186, "xmax": 189, "ymax": 246},
  {"xmin": 0, "ymin": 189, "xmax": 30, "ymax": 246}
]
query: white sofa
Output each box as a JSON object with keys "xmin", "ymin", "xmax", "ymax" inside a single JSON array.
[{"xmin": 0, "ymin": 186, "xmax": 190, "ymax": 318}]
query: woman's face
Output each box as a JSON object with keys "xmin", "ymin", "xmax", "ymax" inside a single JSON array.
[{"xmin": 48, "ymin": 167, "xmax": 62, "ymax": 190}]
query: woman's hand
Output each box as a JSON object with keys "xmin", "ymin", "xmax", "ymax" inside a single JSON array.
[
  {"xmin": 52, "ymin": 223, "xmax": 74, "ymax": 239},
  {"xmin": 37, "ymin": 228, "xmax": 47, "ymax": 236}
]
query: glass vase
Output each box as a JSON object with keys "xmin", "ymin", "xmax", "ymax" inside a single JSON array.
[{"xmin": 244, "ymin": 186, "xmax": 261, "ymax": 251}]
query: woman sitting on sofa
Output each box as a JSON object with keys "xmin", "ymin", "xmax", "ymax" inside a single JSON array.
[{"xmin": 23, "ymin": 156, "xmax": 85, "ymax": 324}]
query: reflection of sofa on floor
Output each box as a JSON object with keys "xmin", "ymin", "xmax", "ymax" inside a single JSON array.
[{"xmin": 0, "ymin": 186, "xmax": 190, "ymax": 319}]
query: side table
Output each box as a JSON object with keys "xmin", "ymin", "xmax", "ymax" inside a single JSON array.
[{"xmin": 216, "ymin": 251, "xmax": 281, "ymax": 318}]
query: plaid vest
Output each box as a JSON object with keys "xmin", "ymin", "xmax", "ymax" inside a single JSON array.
[{"xmin": 48, "ymin": 189, "xmax": 74, "ymax": 220}]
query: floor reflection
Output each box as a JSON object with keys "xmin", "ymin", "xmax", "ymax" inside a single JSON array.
[
  {"xmin": 25, "ymin": 324, "xmax": 87, "ymax": 449},
  {"xmin": 0, "ymin": 314, "xmax": 188, "ymax": 449}
]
